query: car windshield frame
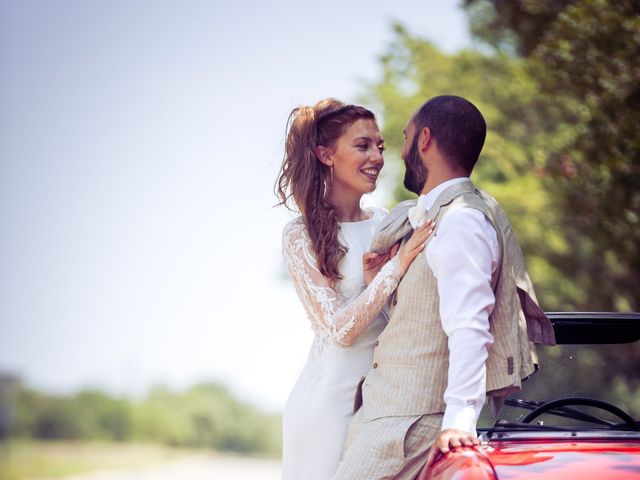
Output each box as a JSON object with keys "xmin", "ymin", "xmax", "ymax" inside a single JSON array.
[{"xmin": 476, "ymin": 312, "xmax": 640, "ymax": 432}]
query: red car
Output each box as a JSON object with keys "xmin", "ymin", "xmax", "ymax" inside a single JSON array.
[{"xmin": 417, "ymin": 312, "xmax": 640, "ymax": 480}]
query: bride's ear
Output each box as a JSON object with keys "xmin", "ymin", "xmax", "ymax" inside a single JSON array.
[{"xmin": 316, "ymin": 145, "xmax": 333, "ymax": 167}]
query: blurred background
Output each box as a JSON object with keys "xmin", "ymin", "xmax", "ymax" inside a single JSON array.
[{"xmin": 1, "ymin": 0, "xmax": 638, "ymax": 478}]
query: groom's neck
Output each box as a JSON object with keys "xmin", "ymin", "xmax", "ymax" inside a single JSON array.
[
  {"xmin": 418, "ymin": 152, "xmax": 469, "ymax": 196},
  {"xmin": 420, "ymin": 171, "xmax": 466, "ymax": 196}
]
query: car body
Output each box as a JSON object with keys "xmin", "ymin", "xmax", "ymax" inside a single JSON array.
[{"xmin": 417, "ymin": 312, "xmax": 640, "ymax": 480}]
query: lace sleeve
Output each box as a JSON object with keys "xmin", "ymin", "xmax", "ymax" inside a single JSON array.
[{"xmin": 282, "ymin": 220, "xmax": 402, "ymax": 346}]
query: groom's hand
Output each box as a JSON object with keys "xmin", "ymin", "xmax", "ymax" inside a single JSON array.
[
  {"xmin": 363, "ymin": 252, "xmax": 387, "ymax": 285},
  {"xmin": 424, "ymin": 428, "xmax": 480, "ymax": 468},
  {"xmin": 363, "ymin": 244, "xmax": 399, "ymax": 285}
]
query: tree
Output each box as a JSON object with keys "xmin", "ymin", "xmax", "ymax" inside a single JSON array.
[
  {"xmin": 7, "ymin": 380, "xmax": 281, "ymax": 455},
  {"xmin": 464, "ymin": 0, "xmax": 640, "ymax": 311}
]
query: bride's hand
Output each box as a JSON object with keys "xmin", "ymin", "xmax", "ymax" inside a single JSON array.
[
  {"xmin": 397, "ymin": 220, "xmax": 435, "ymax": 275},
  {"xmin": 363, "ymin": 221, "xmax": 434, "ymax": 285}
]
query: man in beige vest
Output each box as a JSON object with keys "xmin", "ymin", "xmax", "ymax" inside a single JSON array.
[{"xmin": 332, "ymin": 95, "xmax": 555, "ymax": 479}]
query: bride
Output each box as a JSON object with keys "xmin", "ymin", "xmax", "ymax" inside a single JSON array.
[{"xmin": 276, "ymin": 98, "xmax": 433, "ymax": 479}]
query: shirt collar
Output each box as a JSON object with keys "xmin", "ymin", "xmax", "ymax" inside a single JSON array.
[{"xmin": 420, "ymin": 177, "xmax": 470, "ymax": 211}]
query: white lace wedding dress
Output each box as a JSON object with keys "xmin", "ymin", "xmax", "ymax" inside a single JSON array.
[{"xmin": 280, "ymin": 208, "xmax": 402, "ymax": 480}]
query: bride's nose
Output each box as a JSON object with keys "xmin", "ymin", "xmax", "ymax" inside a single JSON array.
[{"xmin": 371, "ymin": 150, "xmax": 384, "ymax": 165}]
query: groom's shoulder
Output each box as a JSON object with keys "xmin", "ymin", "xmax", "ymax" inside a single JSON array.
[
  {"xmin": 377, "ymin": 199, "xmax": 417, "ymax": 225},
  {"xmin": 387, "ymin": 199, "xmax": 417, "ymax": 215},
  {"xmin": 395, "ymin": 199, "xmax": 419, "ymax": 208},
  {"xmin": 468, "ymin": 186, "xmax": 514, "ymax": 226},
  {"xmin": 473, "ymin": 187, "xmax": 507, "ymax": 212},
  {"xmin": 373, "ymin": 200, "xmax": 417, "ymax": 237}
]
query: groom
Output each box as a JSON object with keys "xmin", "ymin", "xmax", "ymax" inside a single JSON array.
[{"xmin": 332, "ymin": 95, "xmax": 556, "ymax": 479}]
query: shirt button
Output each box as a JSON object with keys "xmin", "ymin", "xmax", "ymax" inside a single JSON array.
[{"xmin": 373, "ymin": 362, "xmax": 378, "ymax": 369}]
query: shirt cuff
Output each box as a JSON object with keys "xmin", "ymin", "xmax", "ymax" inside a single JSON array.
[{"xmin": 441, "ymin": 404, "xmax": 481, "ymax": 436}]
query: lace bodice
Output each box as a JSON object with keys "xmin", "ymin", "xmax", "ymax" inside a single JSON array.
[{"xmin": 282, "ymin": 210, "xmax": 402, "ymax": 346}]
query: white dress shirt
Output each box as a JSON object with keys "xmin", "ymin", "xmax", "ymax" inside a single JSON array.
[{"xmin": 418, "ymin": 177, "xmax": 499, "ymax": 435}]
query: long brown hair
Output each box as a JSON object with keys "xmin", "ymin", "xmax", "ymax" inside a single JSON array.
[{"xmin": 276, "ymin": 98, "xmax": 376, "ymax": 284}]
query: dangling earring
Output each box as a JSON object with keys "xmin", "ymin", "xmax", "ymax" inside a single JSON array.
[{"xmin": 322, "ymin": 165, "xmax": 333, "ymax": 198}]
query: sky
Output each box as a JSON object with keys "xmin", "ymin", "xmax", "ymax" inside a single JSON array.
[{"xmin": 0, "ymin": 0, "xmax": 473, "ymax": 412}]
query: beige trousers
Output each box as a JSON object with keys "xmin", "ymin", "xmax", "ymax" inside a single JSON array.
[{"xmin": 331, "ymin": 410, "xmax": 443, "ymax": 480}]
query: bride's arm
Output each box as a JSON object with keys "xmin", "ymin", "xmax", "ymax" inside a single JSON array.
[{"xmin": 282, "ymin": 221, "xmax": 427, "ymax": 346}]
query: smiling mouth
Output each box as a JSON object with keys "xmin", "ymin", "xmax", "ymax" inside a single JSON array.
[{"xmin": 361, "ymin": 168, "xmax": 380, "ymax": 179}]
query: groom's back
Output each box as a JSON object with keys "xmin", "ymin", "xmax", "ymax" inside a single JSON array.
[{"xmin": 361, "ymin": 182, "xmax": 547, "ymax": 422}]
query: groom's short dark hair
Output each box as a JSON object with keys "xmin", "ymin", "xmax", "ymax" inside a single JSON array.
[{"xmin": 413, "ymin": 95, "xmax": 486, "ymax": 174}]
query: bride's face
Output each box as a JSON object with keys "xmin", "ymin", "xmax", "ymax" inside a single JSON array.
[{"xmin": 328, "ymin": 119, "xmax": 385, "ymax": 197}]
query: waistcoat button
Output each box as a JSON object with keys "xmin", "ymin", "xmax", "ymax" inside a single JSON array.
[{"xmin": 373, "ymin": 362, "xmax": 378, "ymax": 369}]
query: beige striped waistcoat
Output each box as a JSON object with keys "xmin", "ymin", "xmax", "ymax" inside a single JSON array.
[{"xmin": 362, "ymin": 180, "xmax": 555, "ymax": 421}]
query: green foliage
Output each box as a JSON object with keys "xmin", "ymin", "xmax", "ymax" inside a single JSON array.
[
  {"xmin": 529, "ymin": 0, "xmax": 640, "ymax": 311},
  {"xmin": 462, "ymin": 0, "xmax": 640, "ymax": 311},
  {"xmin": 4, "ymin": 380, "xmax": 281, "ymax": 456},
  {"xmin": 464, "ymin": 0, "xmax": 573, "ymax": 55},
  {"xmin": 368, "ymin": 1, "xmax": 639, "ymax": 312},
  {"xmin": 11, "ymin": 387, "xmax": 133, "ymax": 442},
  {"xmin": 132, "ymin": 384, "xmax": 281, "ymax": 455}
]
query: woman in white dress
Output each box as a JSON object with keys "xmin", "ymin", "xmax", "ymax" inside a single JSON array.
[{"xmin": 275, "ymin": 98, "xmax": 433, "ymax": 479}]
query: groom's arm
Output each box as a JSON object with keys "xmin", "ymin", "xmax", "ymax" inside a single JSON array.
[{"xmin": 424, "ymin": 207, "xmax": 499, "ymax": 465}]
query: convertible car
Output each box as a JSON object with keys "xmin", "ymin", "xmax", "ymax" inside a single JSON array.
[{"xmin": 417, "ymin": 312, "xmax": 640, "ymax": 480}]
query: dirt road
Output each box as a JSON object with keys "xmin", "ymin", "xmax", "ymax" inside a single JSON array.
[{"xmin": 38, "ymin": 454, "xmax": 281, "ymax": 480}]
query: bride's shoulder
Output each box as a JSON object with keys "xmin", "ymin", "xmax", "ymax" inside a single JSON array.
[{"xmin": 282, "ymin": 216, "xmax": 308, "ymax": 241}]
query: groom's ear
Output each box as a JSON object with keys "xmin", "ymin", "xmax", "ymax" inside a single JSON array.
[
  {"xmin": 419, "ymin": 127, "xmax": 432, "ymax": 153},
  {"xmin": 316, "ymin": 145, "xmax": 333, "ymax": 166}
]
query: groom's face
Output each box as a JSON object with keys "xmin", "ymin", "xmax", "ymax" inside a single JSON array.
[{"xmin": 401, "ymin": 122, "xmax": 428, "ymax": 195}]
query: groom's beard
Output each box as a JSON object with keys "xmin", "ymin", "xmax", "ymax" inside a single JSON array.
[{"xmin": 403, "ymin": 137, "xmax": 428, "ymax": 195}]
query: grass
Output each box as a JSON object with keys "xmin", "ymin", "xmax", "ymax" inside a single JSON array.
[{"xmin": 0, "ymin": 440, "xmax": 191, "ymax": 480}]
